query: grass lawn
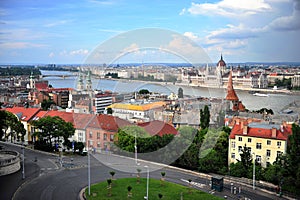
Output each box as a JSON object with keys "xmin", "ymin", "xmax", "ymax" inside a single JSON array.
[{"xmin": 85, "ymin": 178, "xmax": 222, "ymax": 200}]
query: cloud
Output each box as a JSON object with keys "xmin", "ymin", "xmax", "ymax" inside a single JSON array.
[
  {"xmin": 186, "ymin": 0, "xmax": 272, "ymax": 17},
  {"xmin": 179, "ymin": 8, "xmax": 186, "ymax": 16},
  {"xmin": 88, "ymin": 0, "xmax": 116, "ymax": 5},
  {"xmin": 0, "ymin": 42, "xmax": 46, "ymax": 49},
  {"xmin": 183, "ymin": 32, "xmax": 200, "ymax": 41},
  {"xmin": 70, "ymin": 49, "xmax": 89, "ymax": 56},
  {"xmin": 267, "ymin": 0, "xmax": 300, "ymax": 31},
  {"xmin": 207, "ymin": 24, "xmax": 263, "ymax": 41},
  {"xmin": 49, "ymin": 52, "xmax": 55, "ymax": 58},
  {"xmin": 44, "ymin": 20, "xmax": 70, "ymax": 28}
]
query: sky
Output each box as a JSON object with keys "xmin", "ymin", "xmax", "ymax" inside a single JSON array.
[{"xmin": 0, "ymin": 0, "xmax": 300, "ymax": 64}]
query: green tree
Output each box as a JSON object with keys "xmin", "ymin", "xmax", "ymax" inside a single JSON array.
[
  {"xmin": 41, "ymin": 99, "xmax": 56, "ymax": 111},
  {"xmin": 285, "ymin": 124, "xmax": 300, "ymax": 193},
  {"xmin": 178, "ymin": 87, "xmax": 183, "ymax": 98},
  {"xmin": 200, "ymin": 105, "xmax": 210, "ymax": 129},
  {"xmin": 106, "ymin": 107, "xmax": 113, "ymax": 115},
  {"xmin": 32, "ymin": 116, "xmax": 75, "ymax": 150},
  {"xmin": 138, "ymin": 89, "xmax": 150, "ymax": 95},
  {"xmin": 2, "ymin": 111, "xmax": 26, "ymax": 142}
]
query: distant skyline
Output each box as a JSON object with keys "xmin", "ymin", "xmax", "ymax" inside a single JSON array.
[{"xmin": 1, "ymin": 0, "xmax": 300, "ymax": 64}]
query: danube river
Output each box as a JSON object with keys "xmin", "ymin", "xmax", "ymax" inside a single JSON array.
[{"xmin": 41, "ymin": 70, "xmax": 300, "ymax": 113}]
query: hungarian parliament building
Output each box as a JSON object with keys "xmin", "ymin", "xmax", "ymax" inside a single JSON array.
[{"xmin": 181, "ymin": 55, "xmax": 268, "ymax": 89}]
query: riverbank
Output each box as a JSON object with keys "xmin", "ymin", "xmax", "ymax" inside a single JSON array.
[{"xmin": 107, "ymin": 77, "xmax": 299, "ymax": 95}]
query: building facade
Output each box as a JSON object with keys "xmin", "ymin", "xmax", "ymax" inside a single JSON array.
[{"xmin": 228, "ymin": 120, "xmax": 292, "ymax": 167}]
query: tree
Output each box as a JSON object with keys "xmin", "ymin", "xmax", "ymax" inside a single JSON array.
[
  {"xmin": 178, "ymin": 87, "xmax": 183, "ymax": 98},
  {"xmin": 285, "ymin": 124, "xmax": 300, "ymax": 193},
  {"xmin": 1, "ymin": 111, "xmax": 26, "ymax": 142},
  {"xmin": 107, "ymin": 179, "xmax": 112, "ymax": 196},
  {"xmin": 41, "ymin": 99, "xmax": 56, "ymax": 111},
  {"xmin": 161, "ymin": 172, "xmax": 166, "ymax": 185},
  {"xmin": 138, "ymin": 89, "xmax": 150, "ymax": 95},
  {"xmin": 106, "ymin": 107, "xmax": 113, "ymax": 115},
  {"xmin": 110, "ymin": 171, "xmax": 116, "ymax": 180},
  {"xmin": 127, "ymin": 186, "xmax": 132, "ymax": 198},
  {"xmin": 200, "ymin": 105, "xmax": 210, "ymax": 129},
  {"xmin": 136, "ymin": 168, "xmax": 141, "ymax": 183},
  {"xmin": 32, "ymin": 116, "xmax": 75, "ymax": 151},
  {"xmin": 158, "ymin": 193, "xmax": 163, "ymax": 199}
]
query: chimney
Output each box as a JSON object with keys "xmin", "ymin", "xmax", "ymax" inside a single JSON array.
[
  {"xmin": 243, "ymin": 124, "xmax": 248, "ymax": 135},
  {"xmin": 236, "ymin": 118, "xmax": 240, "ymax": 125},
  {"xmin": 271, "ymin": 127, "xmax": 277, "ymax": 138}
]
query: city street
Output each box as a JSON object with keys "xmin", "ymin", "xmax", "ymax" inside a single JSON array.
[{"xmin": 0, "ymin": 142, "xmax": 286, "ymax": 200}]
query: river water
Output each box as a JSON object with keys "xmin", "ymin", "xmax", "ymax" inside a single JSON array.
[{"xmin": 41, "ymin": 70, "xmax": 300, "ymax": 113}]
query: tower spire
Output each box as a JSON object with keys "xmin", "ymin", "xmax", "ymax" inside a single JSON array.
[{"xmin": 226, "ymin": 70, "xmax": 239, "ymax": 101}]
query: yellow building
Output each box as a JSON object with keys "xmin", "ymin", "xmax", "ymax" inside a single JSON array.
[
  {"xmin": 228, "ymin": 120, "xmax": 292, "ymax": 167},
  {"xmin": 107, "ymin": 100, "xmax": 166, "ymax": 122}
]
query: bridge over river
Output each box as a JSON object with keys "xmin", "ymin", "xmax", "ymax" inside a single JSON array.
[{"xmin": 40, "ymin": 74, "xmax": 78, "ymax": 79}]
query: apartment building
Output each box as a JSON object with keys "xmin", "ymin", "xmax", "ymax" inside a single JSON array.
[{"xmin": 228, "ymin": 120, "xmax": 292, "ymax": 167}]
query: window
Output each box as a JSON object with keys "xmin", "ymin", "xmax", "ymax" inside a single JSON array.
[
  {"xmin": 231, "ymin": 153, "xmax": 235, "ymax": 159},
  {"xmin": 97, "ymin": 132, "xmax": 100, "ymax": 139},
  {"xmin": 89, "ymin": 140, "xmax": 93, "ymax": 145},
  {"xmin": 247, "ymin": 147, "xmax": 252, "ymax": 153},
  {"xmin": 231, "ymin": 141, "xmax": 236, "ymax": 148},
  {"xmin": 256, "ymin": 143, "xmax": 262, "ymax": 149},
  {"xmin": 79, "ymin": 132, "xmax": 82, "ymax": 137},
  {"xmin": 267, "ymin": 140, "xmax": 271, "ymax": 145},
  {"xmin": 248, "ymin": 138, "xmax": 252, "ymax": 143},
  {"xmin": 277, "ymin": 151, "xmax": 282, "ymax": 158},
  {"xmin": 256, "ymin": 155, "xmax": 261, "ymax": 163},
  {"xmin": 238, "ymin": 137, "xmax": 242, "ymax": 142},
  {"xmin": 97, "ymin": 142, "xmax": 101, "ymax": 147},
  {"xmin": 266, "ymin": 149, "xmax": 271, "ymax": 157},
  {"xmin": 89, "ymin": 131, "xmax": 93, "ymax": 138},
  {"xmin": 238, "ymin": 146, "xmax": 242, "ymax": 153},
  {"xmin": 104, "ymin": 133, "xmax": 107, "ymax": 141},
  {"xmin": 110, "ymin": 134, "xmax": 114, "ymax": 141},
  {"xmin": 277, "ymin": 141, "xmax": 281, "ymax": 146}
]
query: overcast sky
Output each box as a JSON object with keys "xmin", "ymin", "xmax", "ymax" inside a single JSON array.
[{"xmin": 0, "ymin": 0, "xmax": 299, "ymax": 64}]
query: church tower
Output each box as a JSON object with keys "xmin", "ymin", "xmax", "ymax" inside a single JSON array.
[
  {"xmin": 29, "ymin": 71, "xmax": 35, "ymax": 89},
  {"xmin": 77, "ymin": 74, "xmax": 84, "ymax": 91},
  {"xmin": 226, "ymin": 70, "xmax": 245, "ymax": 112},
  {"xmin": 86, "ymin": 70, "xmax": 92, "ymax": 91},
  {"xmin": 217, "ymin": 54, "xmax": 226, "ymax": 75}
]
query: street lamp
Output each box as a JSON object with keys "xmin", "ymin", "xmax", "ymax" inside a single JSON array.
[
  {"xmin": 135, "ymin": 134, "xmax": 139, "ymax": 165},
  {"xmin": 88, "ymin": 147, "xmax": 91, "ymax": 196},
  {"xmin": 144, "ymin": 165, "xmax": 149, "ymax": 200},
  {"xmin": 252, "ymin": 152, "xmax": 255, "ymax": 190},
  {"xmin": 21, "ymin": 144, "xmax": 25, "ymax": 179}
]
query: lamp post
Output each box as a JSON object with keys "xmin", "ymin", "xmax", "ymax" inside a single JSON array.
[
  {"xmin": 252, "ymin": 152, "xmax": 255, "ymax": 190},
  {"xmin": 88, "ymin": 148, "xmax": 91, "ymax": 196},
  {"xmin": 134, "ymin": 134, "xmax": 139, "ymax": 165},
  {"xmin": 144, "ymin": 165, "xmax": 149, "ymax": 200},
  {"xmin": 21, "ymin": 144, "xmax": 25, "ymax": 179}
]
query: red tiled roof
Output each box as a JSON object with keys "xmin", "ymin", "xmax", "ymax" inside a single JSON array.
[
  {"xmin": 35, "ymin": 82, "xmax": 48, "ymax": 90},
  {"xmin": 138, "ymin": 120, "xmax": 178, "ymax": 136},
  {"xmin": 230, "ymin": 122, "xmax": 292, "ymax": 141},
  {"xmin": 44, "ymin": 110, "xmax": 74, "ymax": 124},
  {"xmin": 5, "ymin": 107, "xmax": 41, "ymax": 122},
  {"xmin": 73, "ymin": 113, "xmax": 94, "ymax": 129},
  {"xmin": 87, "ymin": 114, "xmax": 131, "ymax": 131}
]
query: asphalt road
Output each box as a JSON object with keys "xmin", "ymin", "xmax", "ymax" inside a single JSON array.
[{"xmin": 0, "ymin": 142, "xmax": 286, "ymax": 200}]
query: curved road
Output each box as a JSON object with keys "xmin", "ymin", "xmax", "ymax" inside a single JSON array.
[{"xmin": 0, "ymin": 142, "xmax": 285, "ymax": 200}]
